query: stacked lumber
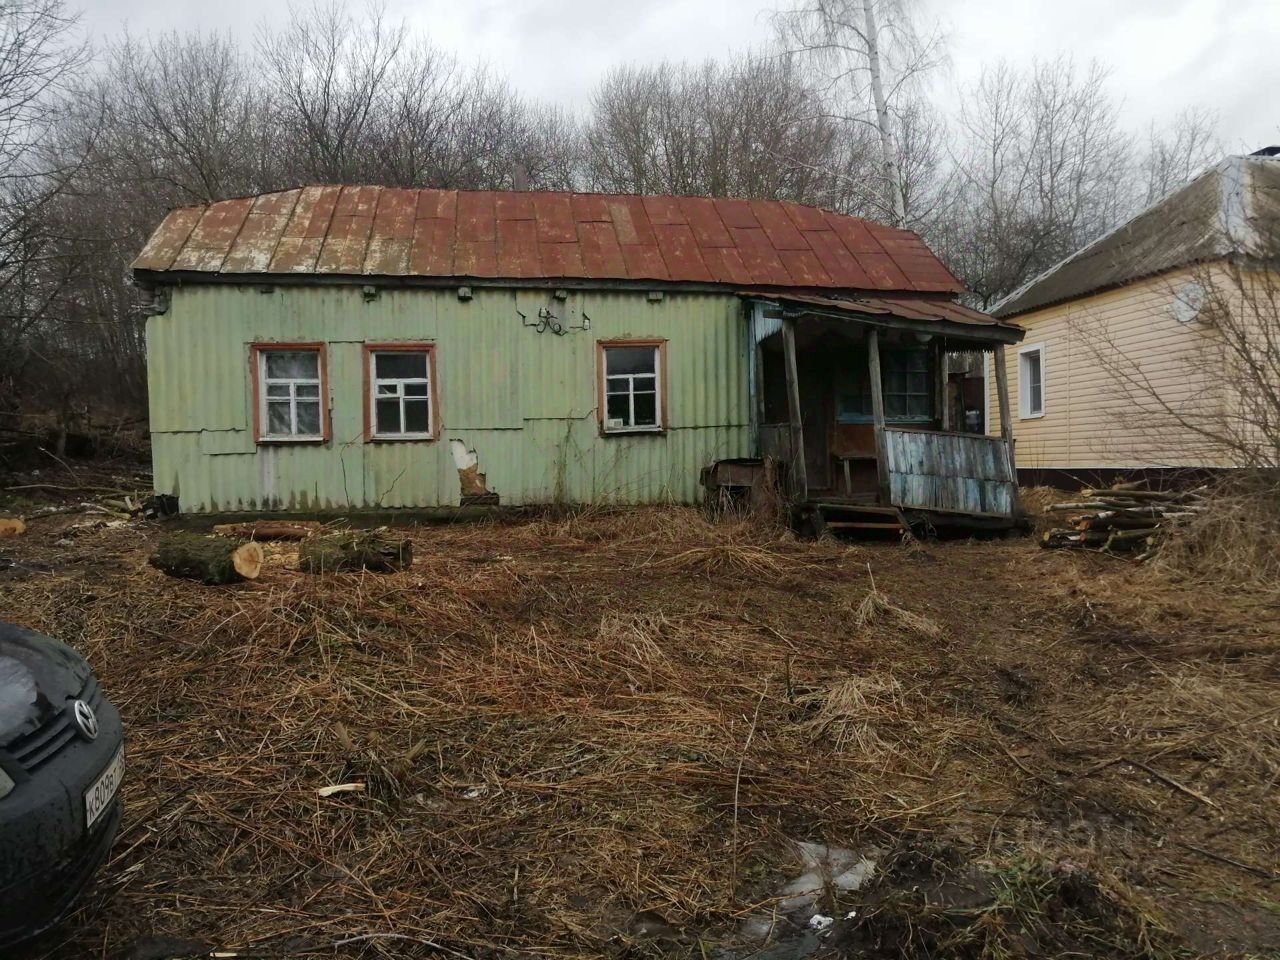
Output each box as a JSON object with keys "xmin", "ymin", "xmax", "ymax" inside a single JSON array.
[{"xmin": 1040, "ymin": 482, "xmax": 1204, "ymax": 559}]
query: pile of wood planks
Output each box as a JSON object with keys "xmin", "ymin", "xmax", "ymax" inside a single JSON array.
[{"xmin": 1040, "ymin": 482, "xmax": 1205, "ymax": 559}]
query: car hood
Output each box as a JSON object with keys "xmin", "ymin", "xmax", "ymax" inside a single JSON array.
[{"xmin": 0, "ymin": 622, "xmax": 90, "ymax": 748}]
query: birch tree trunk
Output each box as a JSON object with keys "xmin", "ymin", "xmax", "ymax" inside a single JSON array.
[{"xmin": 862, "ymin": 0, "xmax": 906, "ymax": 227}]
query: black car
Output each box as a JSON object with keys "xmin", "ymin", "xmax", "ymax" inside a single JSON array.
[{"xmin": 0, "ymin": 621, "xmax": 124, "ymax": 948}]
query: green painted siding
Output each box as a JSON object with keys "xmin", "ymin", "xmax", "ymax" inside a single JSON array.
[{"xmin": 147, "ymin": 285, "xmax": 753, "ymax": 511}]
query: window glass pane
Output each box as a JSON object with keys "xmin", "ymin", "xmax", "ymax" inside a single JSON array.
[
  {"xmin": 837, "ymin": 390, "xmax": 869, "ymax": 419},
  {"xmin": 267, "ymin": 400, "xmax": 291, "ymax": 434},
  {"xmin": 606, "ymin": 393, "xmax": 630, "ymax": 424},
  {"xmin": 295, "ymin": 382, "xmax": 320, "ymax": 398},
  {"xmin": 403, "ymin": 382, "xmax": 430, "ymax": 397},
  {"xmin": 266, "ymin": 383, "xmax": 290, "ymax": 398},
  {"xmin": 375, "ymin": 352, "xmax": 428, "ymax": 380},
  {"xmin": 296, "ymin": 401, "xmax": 321, "ymax": 436},
  {"xmin": 265, "ymin": 350, "xmax": 318, "ymax": 379},
  {"xmin": 1023, "ymin": 352, "xmax": 1043, "ymax": 413},
  {"xmin": 605, "ymin": 346, "xmax": 656, "ymax": 376},
  {"xmin": 376, "ymin": 382, "xmax": 398, "ymax": 396},
  {"xmin": 605, "ymin": 379, "xmax": 630, "ymax": 395},
  {"xmin": 404, "ymin": 399, "xmax": 431, "ymax": 434},
  {"xmin": 375, "ymin": 398, "xmax": 401, "ymax": 434},
  {"xmin": 633, "ymin": 392, "xmax": 657, "ymax": 426}
]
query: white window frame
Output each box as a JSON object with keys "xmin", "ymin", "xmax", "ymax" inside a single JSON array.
[
  {"xmin": 1018, "ymin": 342, "xmax": 1046, "ymax": 419},
  {"xmin": 367, "ymin": 346, "xmax": 435, "ymax": 440},
  {"xmin": 600, "ymin": 341, "xmax": 664, "ymax": 434},
  {"xmin": 256, "ymin": 346, "xmax": 325, "ymax": 442}
]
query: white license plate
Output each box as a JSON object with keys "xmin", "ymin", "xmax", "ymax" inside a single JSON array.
[{"xmin": 85, "ymin": 745, "xmax": 124, "ymax": 830}]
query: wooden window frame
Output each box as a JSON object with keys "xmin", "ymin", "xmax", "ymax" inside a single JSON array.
[
  {"xmin": 250, "ymin": 342, "xmax": 330, "ymax": 444},
  {"xmin": 597, "ymin": 338, "xmax": 668, "ymax": 435},
  {"xmin": 363, "ymin": 342, "xmax": 440, "ymax": 442},
  {"xmin": 836, "ymin": 345, "xmax": 933, "ymax": 425},
  {"xmin": 1017, "ymin": 342, "xmax": 1046, "ymax": 420}
]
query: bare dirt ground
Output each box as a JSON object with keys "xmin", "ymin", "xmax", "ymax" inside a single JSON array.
[{"xmin": 1, "ymin": 495, "xmax": 1277, "ymax": 959}]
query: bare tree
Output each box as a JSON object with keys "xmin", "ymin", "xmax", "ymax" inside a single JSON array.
[
  {"xmin": 584, "ymin": 52, "xmax": 877, "ymax": 209},
  {"xmin": 258, "ymin": 0, "xmax": 408, "ymax": 183},
  {"xmin": 0, "ymin": 1, "xmax": 91, "ymax": 425},
  {"xmin": 1141, "ymin": 106, "xmax": 1221, "ymax": 205},
  {"xmin": 938, "ymin": 57, "xmax": 1132, "ymax": 309},
  {"xmin": 772, "ymin": 0, "xmax": 943, "ymax": 226}
]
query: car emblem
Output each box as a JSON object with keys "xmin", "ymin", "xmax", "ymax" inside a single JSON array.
[{"xmin": 72, "ymin": 699, "xmax": 98, "ymax": 741}]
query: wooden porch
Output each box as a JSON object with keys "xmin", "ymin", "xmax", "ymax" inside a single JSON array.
[{"xmin": 746, "ymin": 294, "xmax": 1025, "ymax": 531}]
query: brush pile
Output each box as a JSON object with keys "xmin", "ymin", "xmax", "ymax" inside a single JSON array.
[{"xmin": 1040, "ymin": 482, "xmax": 1205, "ymax": 558}]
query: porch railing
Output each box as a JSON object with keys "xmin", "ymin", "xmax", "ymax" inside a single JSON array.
[{"xmin": 883, "ymin": 428, "xmax": 1017, "ymax": 518}]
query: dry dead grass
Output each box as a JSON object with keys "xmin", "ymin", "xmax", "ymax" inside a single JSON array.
[
  {"xmin": 1149, "ymin": 477, "xmax": 1280, "ymax": 595},
  {"xmin": 0, "ymin": 505, "xmax": 1276, "ymax": 959}
]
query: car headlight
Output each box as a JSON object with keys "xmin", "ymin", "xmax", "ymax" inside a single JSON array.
[{"xmin": 0, "ymin": 766, "xmax": 13, "ymax": 800}]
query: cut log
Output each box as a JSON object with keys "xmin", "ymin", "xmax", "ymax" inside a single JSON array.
[
  {"xmin": 1075, "ymin": 515, "xmax": 1170, "ymax": 531},
  {"xmin": 0, "ymin": 517, "xmax": 26, "ymax": 538},
  {"xmin": 212, "ymin": 520, "xmax": 322, "ymax": 541},
  {"xmin": 298, "ymin": 532, "xmax": 413, "ymax": 574},
  {"xmin": 149, "ymin": 532, "xmax": 264, "ymax": 584},
  {"xmin": 1082, "ymin": 488, "xmax": 1185, "ymax": 502},
  {"xmin": 1106, "ymin": 527, "xmax": 1159, "ymax": 543}
]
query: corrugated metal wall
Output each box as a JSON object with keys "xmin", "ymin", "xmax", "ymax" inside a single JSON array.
[{"xmin": 148, "ymin": 285, "xmax": 753, "ymax": 511}]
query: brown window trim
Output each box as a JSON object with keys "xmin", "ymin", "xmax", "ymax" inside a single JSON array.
[
  {"xmin": 363, "ymin": 342, "xmax": 440, "ymax": 442},
  {"xmin": 250, "ymin": 342, "xmax": 330, "ymax": 444},
  {"xmin": 596, "ymin": 338, "xmax": 668, "ymax": 436}
]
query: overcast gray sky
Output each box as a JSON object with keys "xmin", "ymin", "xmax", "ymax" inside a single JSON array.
[{"xmin": 79, "ymin": 0, "xmax": 1280, "ymax": 152}]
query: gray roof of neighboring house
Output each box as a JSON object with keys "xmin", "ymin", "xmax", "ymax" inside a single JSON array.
[{"xmin": 992, "ymin": 152, "xmax": 1280, "ymax": 318}]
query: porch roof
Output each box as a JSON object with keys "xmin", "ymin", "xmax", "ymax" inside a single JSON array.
[{"xmin": 741, "ymin": 291, "xmax": 1025, "ymax": 345}]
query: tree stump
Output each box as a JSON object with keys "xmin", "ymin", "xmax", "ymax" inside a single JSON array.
[
  {"xmin": 298, "ymin": 532, "xmax": 413, "ymax": 573},
  {"xmin": 149, "ymin": 532, "xmax": 264, "ymax": 584}
]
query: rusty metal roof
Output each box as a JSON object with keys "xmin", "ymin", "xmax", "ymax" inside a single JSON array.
[
  {"xmin": 993, "ymin": 154, "xmax": 1280, "ymax": 318},
  {"xmin": 132, "ymin": 185, "xmax": 964, "ymax": 295},
  {"xmin": 746, "ymin": 290, "xmax": 1022, "ymax": 343}
]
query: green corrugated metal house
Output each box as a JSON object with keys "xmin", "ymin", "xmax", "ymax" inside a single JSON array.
[{"xmin": 131, "ymin": 186, "xmax": 1023, "ymax": 519}]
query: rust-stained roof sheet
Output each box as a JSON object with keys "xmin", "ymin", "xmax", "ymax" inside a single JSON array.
[
  {"xmin": 746, "ymin": 290, "xmax": 1023, "ymax": 340},
  {"xmin": 993, "ymin": 153, "xmax": 1280, "ymax": 318},
  {"xmin": 133, "ymin": 185, "xmax": 964, "ymax": 295}
]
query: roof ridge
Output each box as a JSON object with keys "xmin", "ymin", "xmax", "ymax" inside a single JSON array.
[
  {"xmin": 158, "ymin": 185, "xmax": 919, "ymax": 237},
  {"xmin": 990, "ymin": 156, "xmax": 1229, "ymax": 316}
]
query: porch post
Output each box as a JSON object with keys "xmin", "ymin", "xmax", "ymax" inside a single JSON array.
[
  {"xmin": 993, "ymin": 345, "xmax": 1022, "ymax": 513},
  {"xmin": 867, "ymin": 327, "xmax": 891, "ymax": 505},
  {"xmin": 936, "ymin": 341, "xmax": 950, "ymax": 431},
  {"xmin": 781, "ymin": 317, "xmax": 808, "ymax": 499}
]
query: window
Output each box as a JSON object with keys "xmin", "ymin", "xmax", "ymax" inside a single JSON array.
[
  {"xmin": 253, "ymin": 344, "xmax": 327, "ymax": 442},
  {"xmin": 836, "ymin": 347, "xmax": 932, "ymax": 423},
  {"xmin": 600, "ymin": 340, "xmax": 665, "ymax": 433},
  {"xmin": 1018, "ymin": 344, "xmax": 1045, "ymax": 418},
  {"xmin": 365, "ymin": 345, "xmax": 436, "ymax": 440}
]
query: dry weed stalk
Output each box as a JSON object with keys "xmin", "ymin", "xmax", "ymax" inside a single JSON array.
[
  {"xmin": 852, "ymin": 566, "xmax": 944, "ymax": 642},
  {"xmin": 798, "ymin": 674, "xmax": 905, "ymax": 756},
  {"xmin": 1149, "ymin": 476, "xmax": 1280, "ymax": 592}
]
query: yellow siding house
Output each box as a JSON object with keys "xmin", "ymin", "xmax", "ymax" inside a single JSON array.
[{"xmin": 990, "ymin": 150, "xmax": 1280, "ymax": 476}]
